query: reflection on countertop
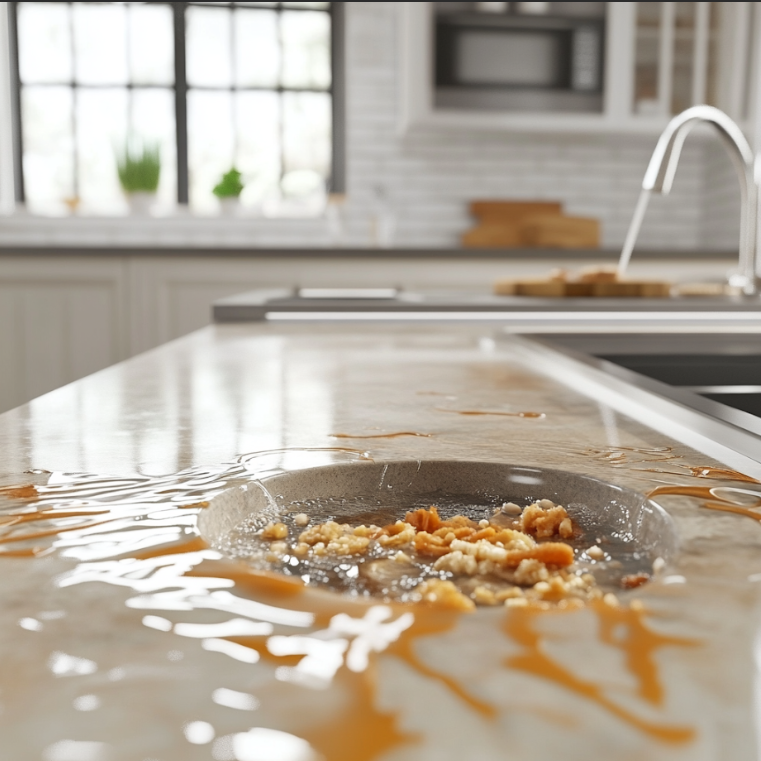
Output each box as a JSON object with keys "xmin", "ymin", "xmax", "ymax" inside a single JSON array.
[{"xmin": 1, "ymin": 323, "xmax": 760, "ymax": 760}]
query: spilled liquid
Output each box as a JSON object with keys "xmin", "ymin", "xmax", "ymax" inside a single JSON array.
[
  {"xmin": 648, "ymin": 483, "xmax": 761, "ymax": 522},
  {"xmin": 505, "ymin": 602, "xmax": 696, "ymax": 743},
  {"xmin": 330, "ymin": 432, "xmax": 434, "ymax": 439},
  {"xmin": 0, "ymin": 449, "xmax": 703, "ymax": 757},
  {"xmin": 435, "ymin": 408, "xmax": 546, "ymax": 419},
  {"xmin": 617, "ymin": 188, "xmax": 651, "ymax": 279}
]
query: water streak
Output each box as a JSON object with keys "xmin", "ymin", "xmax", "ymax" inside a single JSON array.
[{"xmin": 617, "ymin": 188, "xmax": 651, "ymax": 279}]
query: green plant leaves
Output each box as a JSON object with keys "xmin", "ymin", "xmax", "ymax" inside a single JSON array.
[
  {"xmin": 213, "ymin": 168, "xmax": 244, "ymax": 198},
  {"xmin": 116, "ymin": 139, "xmax": 161, "ymax": 193}
]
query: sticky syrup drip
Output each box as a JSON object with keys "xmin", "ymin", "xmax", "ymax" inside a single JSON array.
[
  {"xmin": 435, "ymin": 408, "xmax": 545, "ymax": 419},
  {"xmin": 648, "ymin": 483, "xmax": 761, "ymax": 522},
  {"xmin": 330, "ymin": 432, "xmax": 434, "ymax": 439},
  {"xmin": 0, "ymin": 449, "xmax": 699, "ymax": 752}
]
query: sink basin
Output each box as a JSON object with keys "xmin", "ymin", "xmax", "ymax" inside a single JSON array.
[
  {"xmin": 597, "ymin": 353, "xmax": 761, "ymax": 416},
  {"xmin": 199, "ymin": 459, "xmax": 678, "ymax": 595},
  {"xmin": 545, "ymin": 332, "xmax": 761, "ymax": 425}
]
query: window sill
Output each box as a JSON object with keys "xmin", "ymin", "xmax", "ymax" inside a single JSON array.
[{"xmin": 0, "ymin": 211, "xmax": 332, "ymax": 248}]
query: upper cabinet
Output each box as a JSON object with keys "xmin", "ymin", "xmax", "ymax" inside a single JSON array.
[{"xmin": 399, "ymin": 2, "xmax": 760, "ymax": 135}]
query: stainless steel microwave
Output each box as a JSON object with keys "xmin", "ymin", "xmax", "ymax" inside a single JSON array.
[{"xmin": 434, "ymin": 12, "xmax": 605, "ymax": 112}]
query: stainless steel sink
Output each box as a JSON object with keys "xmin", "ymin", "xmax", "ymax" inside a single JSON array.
[{"xmin": 544, "ymin": 332, "xmax": 761, "ymax": 433}]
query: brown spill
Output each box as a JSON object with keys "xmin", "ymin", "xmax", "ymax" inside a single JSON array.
[
  {"xmin": 638, "ymin": 465, "xmax": 761, "ymax": 483},
  {"xmin": 505, "ymin": 602, "xmax": 696, "ymax": 743},
  {"xmin": 0, "ymin": 484, "xmax": 39, "ymax": 500},
  {"xmin": 647, "ymin": 484, "xmax": 761, "ymax": 522},
  {"xmin": 179, "ymin": 500, "xmax": 210, "ymax": 509},
  {"xmin": 0, "ymin": 509, "xmax": 109, "ymax": 527},
  {"xmin": 578, "ymin": 446, "xmax": 681, "ymax": 466},
  {"xmin": 0, "ymin": 461, "xmax": 709, "ymax": 755},
  {"xmin": 0, "ymin": 546, "xmax": 47, "ymax": 557},
  {"xmin": 304, "ymin": 667, "xmax": 417, "ymax": 761},
  {"xmin": 0, "ymin": 518, "xmax": 116, "ymax": 544},
  {"xmin": 133, "ymin": 536, "xmax": 210, "ymax": 559},
  {"xmin": 330, "ymin": 432, "xmax": 434, "ymax": 440},
  {"xmin": 435, "ymin": 408, "xmax": 545, "ymax": 419},
  {"xmin": 387, "ymin": 608, "xmax": 496, "ymax": 718}
]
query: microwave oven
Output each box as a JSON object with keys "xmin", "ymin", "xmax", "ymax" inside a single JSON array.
[{"xmin": 434, "ymin": 12, "xmax": 605, "ymax": 112}]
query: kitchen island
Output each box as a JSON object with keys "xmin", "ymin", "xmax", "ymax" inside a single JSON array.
[{"xmin": 1, "ymin": 322, "xmax": 759, "ymax": 761}]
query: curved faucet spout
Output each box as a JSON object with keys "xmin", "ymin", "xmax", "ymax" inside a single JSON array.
[{"xmin": 625, "ymin": 105, "xmax": 757, "ymax": 295}]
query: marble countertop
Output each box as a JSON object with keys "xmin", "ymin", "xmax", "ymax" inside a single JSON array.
[{"xmin": 1, "ymin": 323, "xmax": 760, "ymax": 761}]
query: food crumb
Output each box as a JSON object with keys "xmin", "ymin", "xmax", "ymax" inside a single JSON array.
[
  {"xmin": 262, "ymin": 522, "xmax": 288, "ymax": 541},
  {"xmin": 586, "ymin": 545, "xmax": 604, "ymax": 561},
  {"xmin": 243, "ymin": 499, "xmax": 645, "ymax": 609}
]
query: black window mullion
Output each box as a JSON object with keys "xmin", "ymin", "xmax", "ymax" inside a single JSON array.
[
  {"xmin": 68, "ymin": 2, "xmax": 79, "ymax": 202},
  {"xmin": 330, "ymin": 1, "xmax": 345, "ymax": 193},
  {"xmin": 173, "ymin": 2, "xmax": 189, "ymax": 205},
  {"xmin": 7, "ymin": 2, "xmax": 24, "ymax": 203}
]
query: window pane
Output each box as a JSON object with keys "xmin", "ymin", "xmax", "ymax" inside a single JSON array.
[
  {"xmin": 76, "ymin": 88, "xmax": 129, "ymax": 214},
  {"xmin": 17, "ymin": 3, "xmax": 72, "ymax": 84},
  {"xmin": 131, "ymin": 89, "xmax": 177, "ymax": 211},
  {"xmin": 235, "ymin": 91, "xmax": 280, "ymax": 206},
  {"xmin": 282, "ymin": 3, "xmax": 330, "ymax": 9},
  {"xmin": 282, "ymin": 91, "xmax": 330, "ymax": 192},
  {"xmin": 187, "ymin": 6, "xmax": 232, "ymax": 88},
  {"xmin": 188, "ymin": 90, "xmax": 234, "ymax": 212},
  {"xmin": 73, "ymin": 3, "xmax": 128, "ymax": 85},
  {"xmin": 129, "ymin": 4, "xmax": 174, "ymax": 85},
  {"xmin": 22, "ymin": 86, "xmax": 74, "ymax": 214},
  {"xmin": 235, "ymin": 9, "xmax": 279, "ymax": 88},
  {"xmin": 281, "ymin": 11, "xmax": 331, "ymax": 89}
]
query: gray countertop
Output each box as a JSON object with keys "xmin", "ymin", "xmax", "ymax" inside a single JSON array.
[
  {"xmin": 0, "ymin": 245, "xmax": 737, "ymax": 259},
  {"xmin": 0, "ymin": 323, "xmax": 759, "ymax": 760}
]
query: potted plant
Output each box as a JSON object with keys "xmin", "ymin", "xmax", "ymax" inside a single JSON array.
[
  {"xmin": 213, "ymin": 168, "xmax": 244, "ymax": 216},
  {"xmin": 116, "ymin": 139, "xmax": 161, "ymax": 215}
]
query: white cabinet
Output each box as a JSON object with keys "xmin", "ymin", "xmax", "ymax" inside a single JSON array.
[
  {"xmin": 399, "ymin": 2, "xmax": 760, "ymax": 136},
  {"xmin": 0, "ymin": 258, "xmax": 129, "ymax": 412}
]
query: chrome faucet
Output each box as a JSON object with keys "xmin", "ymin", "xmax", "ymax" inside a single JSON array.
[{"xmin": 619, "ymin": 105, "xmax": 758, "ymax": 296}]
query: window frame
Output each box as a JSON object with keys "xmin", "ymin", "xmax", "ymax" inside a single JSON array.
[{"xmin": 7, "ymin": 0, "xmax": 345, "ymax": 211}]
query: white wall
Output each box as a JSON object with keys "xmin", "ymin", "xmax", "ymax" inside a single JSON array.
[
  {"xmin": 0, "ymin": 1, "xmax": 740, "ymax": 251},
  {"xmin": 336, "ymin": 2, "xmax": 735, "ymax": 251}
]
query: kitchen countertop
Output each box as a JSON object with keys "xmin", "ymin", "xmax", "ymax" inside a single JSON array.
[
  {"xmin": 2, "ymin": 322, "xmax": 761, "ymax": 760},
  {"xmin": 0, "ymin": 245, "xmax": 736, "ymax": 259}
]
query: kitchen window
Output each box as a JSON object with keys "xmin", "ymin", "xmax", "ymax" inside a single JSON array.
[{"xmin": 8, "ymin": 1, "xmax": 344, "ymax": 217}]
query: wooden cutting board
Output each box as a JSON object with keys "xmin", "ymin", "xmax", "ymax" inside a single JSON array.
[
  {"xmin": 469, "ymin": 200, "xmax": 563, "ymax": 223},
  {"xmin": 494, "ymin": 278, "xmax": 672, "ymax": 298},
  {"xmin": 463, "ymin": 200, "xmax": 600, "ymax": 249}
]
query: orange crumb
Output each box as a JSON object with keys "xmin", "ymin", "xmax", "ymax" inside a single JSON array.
[
  {"xmin": 404, "ymin": 506, "xmax": 442, "ymax": 532},
  {"xmin": 504, "ymin": 543, "xmax": 575, "ymax": 568}
]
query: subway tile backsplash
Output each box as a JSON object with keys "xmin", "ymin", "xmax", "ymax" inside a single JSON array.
[{"xmin": 338, "ymin": 2, "xmax": 737, "ymax": 251}]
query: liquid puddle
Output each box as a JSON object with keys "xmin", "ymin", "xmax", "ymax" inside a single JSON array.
[
  {"xmin": 505, "ymin": 602, "xmax": 696, "ymax": 744},
  {"xmin": 0, "ymin": 448, "xmax": 704, "ymax": 757},
  {"xmin": 330, "ymin": 432, "xmax": 434, "ymax": 439},
  {"xmin": 648, "ymin": 483, "xmax": 761, "ymax": 522},
  {"xmin": 435, "ymin": 408, "xmax": 545, "ymax": 419}
]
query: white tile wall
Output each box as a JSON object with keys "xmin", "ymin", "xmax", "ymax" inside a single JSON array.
[
  {"xmin": 0, "ymin": 2, "xmax": 739, "ymax": 252},
  {"xmin": 337, "ymin": 2, "xmax": 737, "ymax": 251}
]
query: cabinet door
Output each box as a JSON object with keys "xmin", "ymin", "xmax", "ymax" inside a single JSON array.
[
  {"xmin": 632, "ymin": 2, "xmax": 753, "ymax": 121},
  {"xmin": 0, "ymin": 258, "xmax": 128, "ymax": 413}
]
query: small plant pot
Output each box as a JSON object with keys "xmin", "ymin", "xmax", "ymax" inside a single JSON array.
[
  {"xmin": 126, "ymin": 192, "xmax": 157, "ymax": 216},
  {"xmin": 218, "ymin": 196, "xmax": 240, "ymax": 217}
]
